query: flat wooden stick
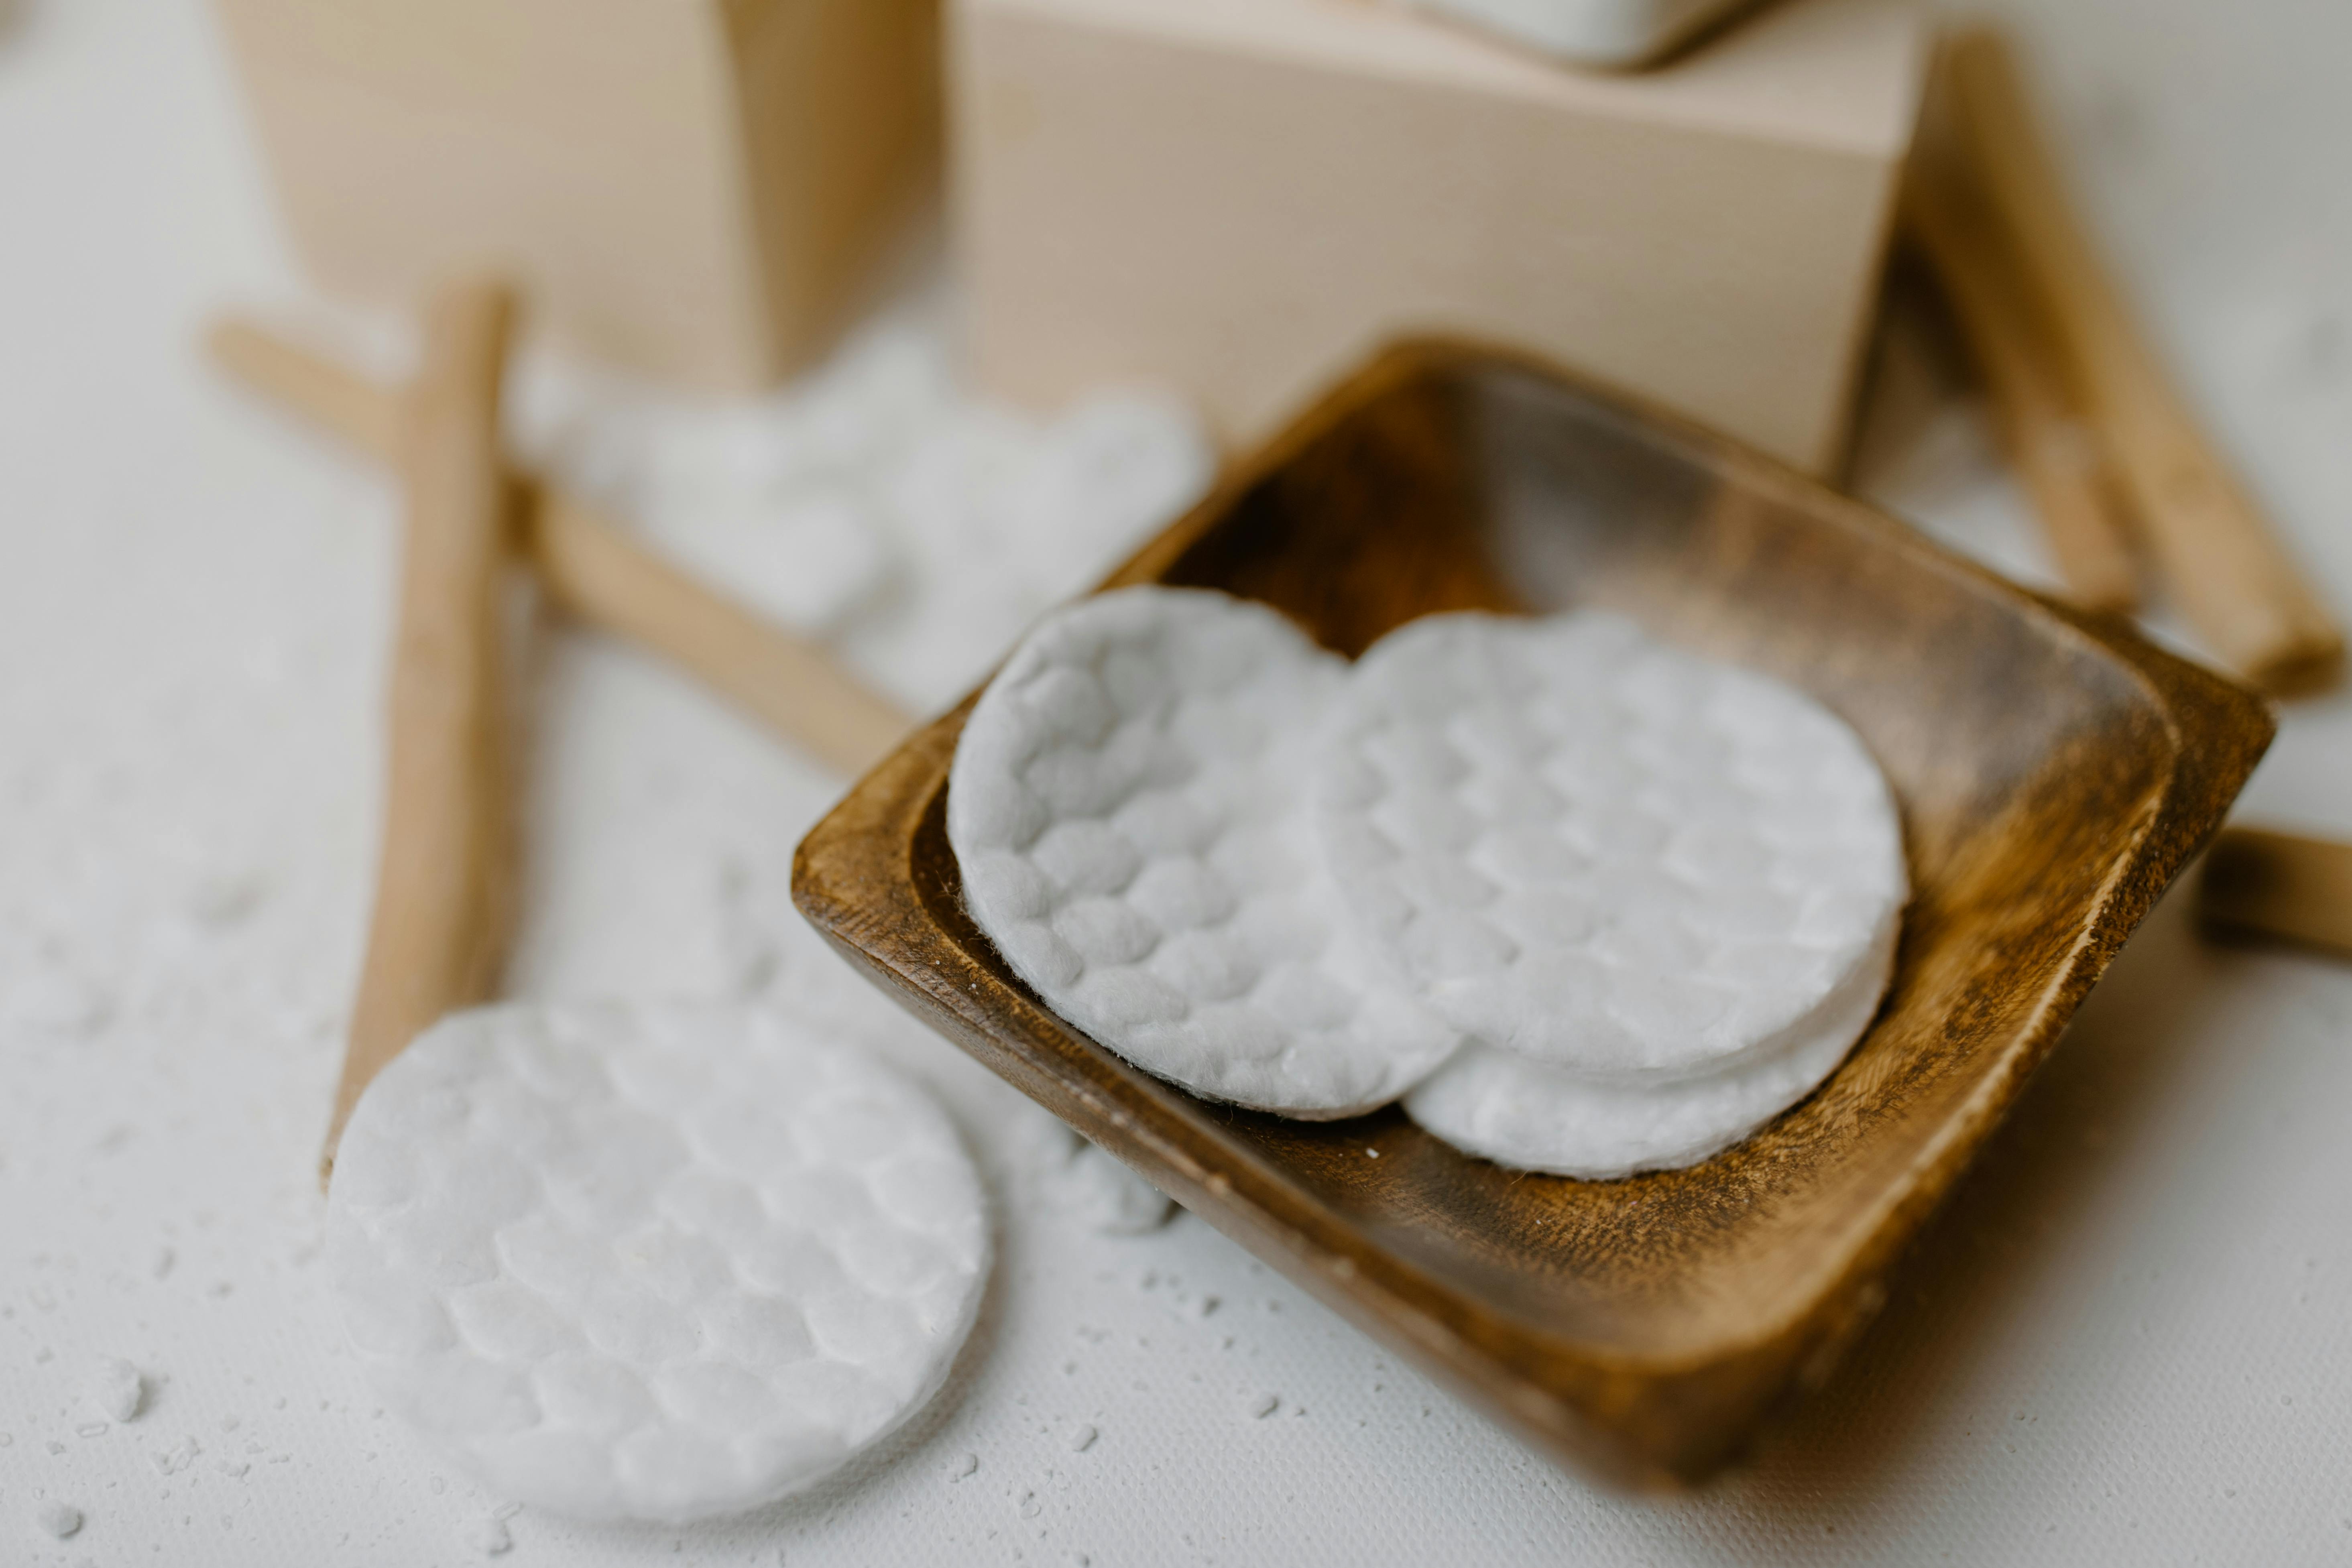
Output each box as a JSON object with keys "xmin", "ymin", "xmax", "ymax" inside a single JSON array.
[
  {"xmin": 1903, "ymin": 146, "xmax": 2139, "ymax": 613},
  {"xmin": 1943, "ymin": 25, "xmax": 2344, "ymax": 695},
  {"xmin": 324, "ymin": 279, "xmax": 517, "ymax": 1176},
  {"xmin": 208, "ymin": 319, "xmax": 912, "ymax": 777},
  {"xmin": 2200, "ymin": 828, "xmax": 2352, "ymax": 961}
]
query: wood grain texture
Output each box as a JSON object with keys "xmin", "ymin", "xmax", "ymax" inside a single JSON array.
[
  {"xmin": 1902, "ymin": 144, "xmax": 2138, "ymax": 612},
  {"xmin": 2200, "ymin": 828, "xmax": 2352, "ymax": 960},
  {"xmin": 325, "ymin": 280, "xmax": 517, "ymax": 1174},
  {"xmin": 206, "ymin": 319, "xmax": 912, "ymax": 777},
  {"xmin": 1942, "ymin": 24, "xmax": 2343, "ymax": 696},
  {"xmin": 791, "ymin": 339, "xmax": 2272, "ymax": 1489}
]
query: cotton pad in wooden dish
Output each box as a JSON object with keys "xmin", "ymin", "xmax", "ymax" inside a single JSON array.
[
  {"xmin": 327, "ymin": 1002, "xmax": 987, "ymax": 1522},
  {"xmin": 946, "ymin": 586, "xmax": 1459, "ymax": 1119}
]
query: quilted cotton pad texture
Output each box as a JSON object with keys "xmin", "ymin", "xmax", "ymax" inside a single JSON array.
[
  {"xmin": 1404, "ymin": 916, "xmax": 1898, "ymax": 1179},
  {"xmin": 947, "ymin": 586, "xmax": 1461, "ymax": 1117},
  {"xmin": 1318, "ymin": 611, "xmax": 1907, "ymax": 1080},
  {"xmin": 324, "ymin": 1002, "xmax": 990, "ymax": 1524}
]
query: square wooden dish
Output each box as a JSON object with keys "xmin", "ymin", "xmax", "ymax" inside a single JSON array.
[{"xmin": 792, "ymin": 341, "xmax": 2271, "ymax": 1489}]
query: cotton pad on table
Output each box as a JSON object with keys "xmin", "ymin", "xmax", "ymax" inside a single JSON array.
[{"xmin": 324, "ymin": 1001, "xmax": 990, "ymax": 1523}]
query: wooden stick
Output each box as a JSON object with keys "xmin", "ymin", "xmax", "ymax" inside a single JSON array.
[
  {"xmin": 2200, "ymin": 828, "xmax": 2352, "ymax": 961},
  {"xmin": 207, "ymin": 319, "xmax": 913, "ymax": 777},
  {"xmin": 1902, "ymin": 146, "xmax": 2139, "ymax": 613},
  {"xmin": 324, "ymin": 280, "xmax": 517, "ymax": 1176},
  {"xmin": 1942, "ymin": 25, "xmax": 2344, "ymax": 696},
  {"xmin": 210, "ymin": 319, "xmax": 402, "ymax": 461}
]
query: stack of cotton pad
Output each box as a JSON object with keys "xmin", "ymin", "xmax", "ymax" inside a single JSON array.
[
  {"xmin": 1324, "ymin": 611, "xmax": 1906, "ymax": 1178},
  {"xmin": 948, "ymin": 587, "xmax": 1906, "ymax": 1179},
  {"xmin": 325, "ymin": 1002, "xmax": 989, "ymax": 1523}
]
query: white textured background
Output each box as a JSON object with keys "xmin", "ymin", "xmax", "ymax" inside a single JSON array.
[{"xmin": 3, "ymin": 0, "xmax": 2350, "ymax": 1563}]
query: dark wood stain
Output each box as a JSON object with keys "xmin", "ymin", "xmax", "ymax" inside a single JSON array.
[{"xmin": 791, "ymin": 341, "xmax": 2273, "ymax": 1491}]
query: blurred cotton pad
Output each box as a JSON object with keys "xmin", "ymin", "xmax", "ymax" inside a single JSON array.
[
  {"xmin": 324, "ymin": 1002, "xmax": 989, "ymax": 1523},
  {"xmin": 1403, "ymin": 0, "xmax": 1760, "ymax": 67},
  {"xmin": 947, "ymin": 586, "xmax": 1459, "ymax": 1117}
]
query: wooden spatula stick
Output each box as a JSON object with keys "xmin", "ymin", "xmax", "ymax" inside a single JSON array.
[
  {"xmin": 1943, "ymin": 25, "xmax": 2344, "ymax": 695},
  {"xmin": 1903, "ymin": 147, "xmax": 2139, "ymax": 613},
  {"xmin": 2200, "ymin": 828, "xmax": 2352, "ymax": 960},
  {"xmin": 208, "ymin": 319, "xmax": 911, "ymax": 777},
  {"xmin": 324, "ymin": 279, "xmax": 517, "ymax": 1175}
]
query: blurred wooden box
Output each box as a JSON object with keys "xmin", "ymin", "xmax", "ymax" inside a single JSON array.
[
  {"xmin": 951, "ymin": 0, "xmax": 1929, "ymax": 474},
  {"xmin": 217, "ymin": 0, "xmax": 938, "ymax": 390}
]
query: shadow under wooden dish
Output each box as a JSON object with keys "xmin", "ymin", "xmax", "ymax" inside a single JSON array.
[{"xmin": 791, "ymin": 340, "xmax": 2271, "ymax": 1491}]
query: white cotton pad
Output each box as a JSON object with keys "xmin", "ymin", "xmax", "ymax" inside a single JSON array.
[
  {"xmin": 947, "ymin": 586, "xmax": 1460, "ymax": 1118},
  {"xmin": 1402, "ymin": 0, "xmax": 1757, "ymax": 68},
  {"xmin": 1318, "ymin": 610, "xmax": 1906, "ymax": 1080},
  {"xmin": 324, "ymin": 1002, "xmax": 989, "ymax": 1524},
  {"xmin": 1404, "ymin": 915, "xmax": 1897, "ymax": 1179}
]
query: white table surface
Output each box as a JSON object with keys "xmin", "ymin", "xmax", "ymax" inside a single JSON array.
[{"xmin": 4, "ymin": 0, "xmax": 2350, "ymax": 1563}]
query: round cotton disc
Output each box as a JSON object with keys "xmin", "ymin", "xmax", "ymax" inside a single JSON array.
[
  {"xmin": 1404, "ymin": 916, "xmax": 1897, "ymax": 1179},
  {"xmin": 324, "ymin": 1002, "xmax": 989, "ymax": 1523},
  {"xmin": 1317, "ymin": 611, "xmax": 1906, "ymax": 1079},
  {"xmin": 948, "ymin": 586, "xmax": 1459, "ymax": 1118}
]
